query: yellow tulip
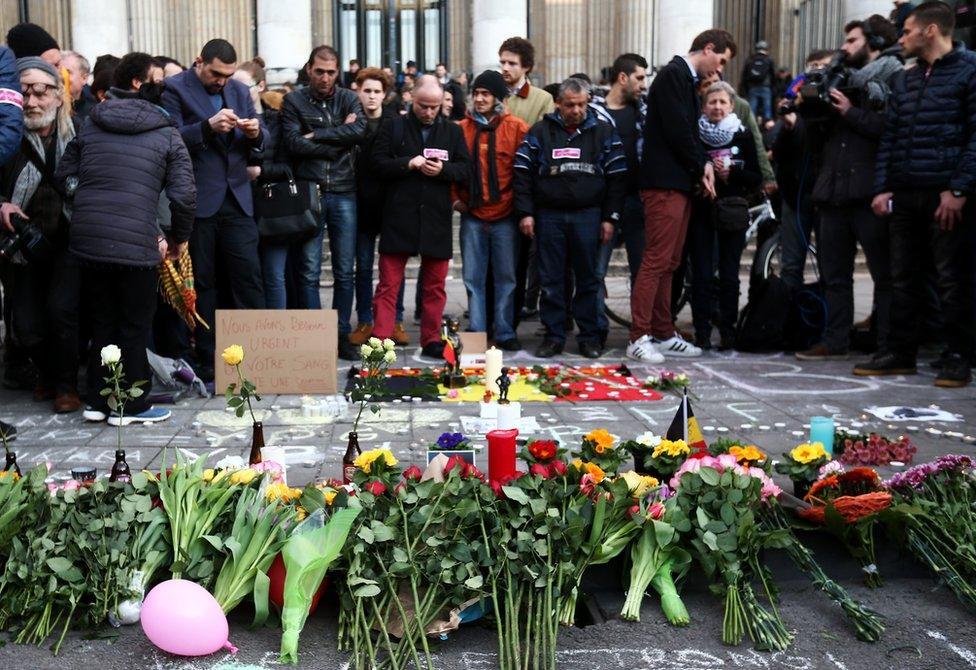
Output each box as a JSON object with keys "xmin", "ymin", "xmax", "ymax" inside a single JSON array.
[
  {"xmin": 221, "ymin": 344, "xmax": 245, "ymax": 366},
  {"xmin": 230, "ymin": 468, "xmax": 258, "ymax": 485},
  {"xmin": 202, "ymin": 468, "xmax": 215, "ymax": 482}
]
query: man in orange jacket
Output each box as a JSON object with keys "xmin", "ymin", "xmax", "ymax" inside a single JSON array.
[{"xmin": 453, "ymin": 70, "xmax": 528, "ymax": 351}]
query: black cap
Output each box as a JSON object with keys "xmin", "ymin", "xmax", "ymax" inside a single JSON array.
[
  {"xmin": 7, "ymin": 23, "xmax": 59, "ymax": 59},
  {"xmin": 472, "ymin": 70, "xmax": 508, "ymax": 101}
]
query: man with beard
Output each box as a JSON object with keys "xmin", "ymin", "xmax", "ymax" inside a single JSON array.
[
  {"xmin": 162, "ymin": 39, "xmax": 268, "ymax": 381},
  {"xmin": 0, "ymin": 57, "xmax": 79, "ymax": 413},
  {"xmin": 796, "ymin": 15, "xmax": 902, "ymax": 362}
]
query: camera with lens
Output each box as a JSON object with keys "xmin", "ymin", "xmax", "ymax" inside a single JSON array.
[
  {"xmin": 0, "ymin": 213, "xmax": 51, "ymax": 264},
  {"xmin": 784, "ymin": 51, "xmax": 863, "ymax": 122}
]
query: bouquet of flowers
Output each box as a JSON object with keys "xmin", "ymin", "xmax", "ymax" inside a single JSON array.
[
  {"xmin": 574, "ymin": 429, "xmax": 625, "ymax": 475},
  {"xmin": 644, "ymin": 370, "xmax": 693, "ymax": 397},
  {"xmin": 636, "ymin": 438, "xmax": 692, "ymax": 479},
  {"xmin": 797, "ymin": 467, "xmax": 891, "ymax": 588},
  {"xmin": 835, "ymin": 431, "xmax": 916, "ymax": 466},
  {"xmin": 620, "ymin": 431, "xmax": 662, "ymax": 475},
  {"xmin": 350, "ymin": 338, "xmax": 397, "ymax": 433},
  {"xmin": 774, "ymin": 442, "xmax": 831, "ymax": 496},
  {"xmin": 886, "ymin": 455, "xmax": 976, "ymax": 610},
  {"xmin": 709, "ymin": 438, "xmax": 770, "ymax": 471},
  {"xmin": 669, "ymin": 454, "xmax": 792, "ymax": 650}
]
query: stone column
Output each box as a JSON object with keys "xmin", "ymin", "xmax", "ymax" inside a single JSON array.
[
  {"xmin": 257, "ymin": 0, "xmax": 313, "ymax": 76},
  {"xmin": 471, "ymin": 0, "xmax": 528, "ymax": 75},
  {"xmin": 842, "ymin": 0, "xmax": 892, "ymax": 26},
  {"xmin": 654, "ymin": 0, "xmax": 715, "ymax": 67},
  {"xmin": 69, "ymin": 0, "xmax": 128, "ymax": 63}
]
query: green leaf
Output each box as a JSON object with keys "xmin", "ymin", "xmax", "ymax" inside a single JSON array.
[
  {"xmin": 46, "ymin": 556, "xmax": 74, "ymax": 576},
  {"xmin": 703, "ymin": 530, "xmax": 719, "ymax": 552},
  {"xmin": 464, "ymin": 575, "xmax": 484, "ymax": 590},
  {"xmin": 720, "ymin": 503, "xmax": 736, "ymax": 527},
  {"xmin": 502, "ymin": 486, "xmax": 530, "ymax": 504},
  {"xmin": 699, "ymin": 467, "xmax": 720, "ymax": 486},
  {"xmin": 357, "ymin": 526, "xmax": 375, "ymax": 544},
  {"xmin": 353, "ymin": 584, "xmax": 381, "ymax": 598}
]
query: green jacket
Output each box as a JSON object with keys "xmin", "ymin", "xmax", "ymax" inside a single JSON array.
[{"xmin": 734, "ymin": 95, "xmax": 775, "ymax": 186}]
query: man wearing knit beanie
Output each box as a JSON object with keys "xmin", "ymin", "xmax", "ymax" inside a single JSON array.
[
  {"xmin": 6, "ymin": 23, "xmax": 60, "ymax": 67},
  {"xmin": 454, "ymin": 70, "xmax": 529, "ymax": 351}
]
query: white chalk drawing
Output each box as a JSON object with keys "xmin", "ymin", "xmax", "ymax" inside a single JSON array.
[
  {"xmin": 459, "ymin": 415, "xmax": 541, "ymax": 435},
  {"xmin": 928, "ymin": 630, "xmax": 976, "ymax": 668},
  {"xmin": 695, "ymin": 360, "xmax": 879, "ymax": 396},
  {"xmin": 727, "ymin": 402, "xmax": 764, "ymax": 422},
  {"xmin": 864, "ymin": 406, "xmax": 963, "ymax": 423}
]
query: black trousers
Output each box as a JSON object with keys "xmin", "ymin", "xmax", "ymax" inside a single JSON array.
[
  {"xmin": 191, "ymin": 196, "xmax": 265, "ymax": 367},
  {"xmin": 888, "ymin": 189, "xmax": 974, "ymax": 359},
  {"xmin": 818, "ymin": 204, "xmax": 892, "ymax": 353},
  {"xmin": 688, "ymin": 203, "xmax": 746, "ymax": 341},
  {"xmin": 11, "ymin": 246, "xmax": 79, "ymax": 394},
  {"xmin": 84, "ymin": 265, "xmax": 158, "ymax": 415}
]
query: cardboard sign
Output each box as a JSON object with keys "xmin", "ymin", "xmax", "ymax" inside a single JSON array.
[
  {"xmin": 423, "ymin": 148, "xmax": 449, "ymax": 161},
  {"xmin": 215, "ymin": 309, "xmax": 338, "ymax": 395},
  {"xmin": 552, "ymin": 147, "xmax": 581, "ymax": 160},
  {"xmin": 458, "ymin": 332, "xmax": 487, "ymax": 368}
]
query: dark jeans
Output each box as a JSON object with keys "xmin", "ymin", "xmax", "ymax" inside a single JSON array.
[
  {"xmin": 151, "ymin": 293, "xmax": 192, "ymax": 361},
  {"xmin": 536, "ymin": 207, "xmax": 602, "ymax": 345},
  {"xmin": 779, "ymin": 195, "xmax": 819, "ymax": 292},
  {"xmin": 191, "ymin": 196, "xmax": 265, "ymax": 367},
  {"xmin": 888, "ymin": 189, "xmax": 974, "ymax": 359},
  {"xmin": 818, "ymin": 204, "xmax": 892, "ymax": 353},
  {"xmin": 688, "ymin": 203, "xmax": 746, "ymax": 340},
  {"xmin": 84, "ymin": 265, "xmax": 157, "ymax": 415},
  {"xmin": 11, "ymin": 246, "xmax": 79, "ymax": 393}
]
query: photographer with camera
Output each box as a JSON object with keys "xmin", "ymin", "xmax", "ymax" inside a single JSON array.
[
  {"xmin": 856, "ymin": 2, "xmax": 976, "ymax": 387},
  {"xmin": 0, "ymin": 56, "xmax": 79, "ymax": 413},
  {"xmin": 794, "ymin": 15, "xmax": 902, "ymax": 362}
]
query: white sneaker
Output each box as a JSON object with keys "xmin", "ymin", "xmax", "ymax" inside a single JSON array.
[
  {"xmin": 107, "ymin": 406, "xmax": 171, "ymax": 426},
  {"xmin": 83, "ymin": 406, "xmax": 107, "ymax": 422},
  {"xmin": 653, "ymin": 334, "xmax": 703, "ymax": 358},
  {"xmin": 626, "ymin": 335, "xmax": 665, "ymax": 363}
]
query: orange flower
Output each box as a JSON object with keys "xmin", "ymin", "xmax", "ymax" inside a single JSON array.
[
  {"xmin": 585, "ymin": 429, "xmax": 615, "ymax": 453},
  {"xmin": 583, "ymin": 462, "xmax": 605, "ymax": 484}
]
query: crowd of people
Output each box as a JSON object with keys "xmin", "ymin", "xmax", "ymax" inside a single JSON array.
[{"xmin": 0, "ymin": 0, "xmax": 973, "ymax": 434}]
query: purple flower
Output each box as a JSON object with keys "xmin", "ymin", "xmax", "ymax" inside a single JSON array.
[{"xmin": 436, "ymin": 432, "xmax": 467, "ymax": 449}]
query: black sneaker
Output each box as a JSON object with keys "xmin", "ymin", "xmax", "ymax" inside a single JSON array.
[
  {"xmin": 852, "ymin": 352, "xmax": 917, "ymax": 377},
  {"xmin": 338, "ymin": 341, "xmax": 360, "ymax": 361},
  {"xmin": 534, "ymin": 340, "xmax": 563, "ymax": 358},
  {"xmin": 695, "ymin": 334, "xmax": 713, "ymax": 351},
  {"xmin": 495, "ymin": 339, "xmax": 522, "ymax": 352},
  {"xmin": 0, "ymin": 420, "xmax": 16, "ymax": 442},
  {"xmin": 420, "ymin": 342, "xmax": 444, "ymax": 359},
  {"xmin": 579, "ymin": 341, "xmax": 602, "ymax": 359},
  {"xmin": 935, "ymin": 353, "xmax": 972, "ymax": 388},
  {"xmin": 519, "ymin": 307, "xmax": 539, "ymax": 320}
]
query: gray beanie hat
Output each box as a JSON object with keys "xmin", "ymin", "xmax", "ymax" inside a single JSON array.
[{"xmin": 16, "ymin": 56, "xmax": 60, "ymax": 83}]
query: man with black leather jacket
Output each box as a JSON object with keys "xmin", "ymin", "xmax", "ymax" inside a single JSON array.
[
  {"xmin": 795, "ymin": 15, "xmax": 902, "ymax": 362},
  {"xmin": 281, "ymin": 45, "xmax": 365, "ymax": 360}
]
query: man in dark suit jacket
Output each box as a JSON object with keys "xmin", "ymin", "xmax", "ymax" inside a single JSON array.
[
  {"xmin": 161, "ymin": 38, "xmax": 268, "ymax": 380},
  {"xmin": 369, "ymin": 75, "xmax": 470, "ymax": 358},
  {"xmin": 626, "ymin": 28, "xmax": 735, "ymax": 364}
]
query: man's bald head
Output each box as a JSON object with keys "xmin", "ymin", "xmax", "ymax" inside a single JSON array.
[{"xmin": 412, "ymin": 74, "xmax": 444, "ymax": 125}]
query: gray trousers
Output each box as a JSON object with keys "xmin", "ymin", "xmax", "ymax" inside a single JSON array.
[{"xmin": 817, "ymin": 204, "xmax": 891, "ymax": 352}]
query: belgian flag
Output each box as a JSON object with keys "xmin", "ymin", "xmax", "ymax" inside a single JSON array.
[{"xmin": 666, "ymin": 389, "xmax": 708, "ymax": 451}]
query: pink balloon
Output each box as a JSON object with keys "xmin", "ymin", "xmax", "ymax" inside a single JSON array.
[{"xmin": 141, "ymin": 579, "xmax": 237, "ymax": 656}]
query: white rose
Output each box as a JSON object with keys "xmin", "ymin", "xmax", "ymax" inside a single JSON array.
[
  {"xmin": 368, "ymin": 337, "xmax": 383, "ymax": 349},
  {"xmin": 383, "ymin": 338, "xmax": 395, "ymax": 351},
  {"xmin": 636, "ymin": 431, "xmax": 661, "ymax": 447},
  {"xmin": 360, "ymin": 344, "xmax": 372, "ymax": 359},
  {"xmin": 383, "ymin": 350, "xmax": 396, "ymax": 364},
  {"xmin": 100, "ymin": 344, "xmax": 122, "ymax": 367}
]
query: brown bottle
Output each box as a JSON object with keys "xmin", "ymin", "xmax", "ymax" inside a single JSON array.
[
  {"xmin": 3, "ymin": 452, "xmax": 20, "ymax": 477},
  {"xmin": 109, "ymin": 449, "xmax": 131, "ymax": 483},
  {"xmin": 249, "ymin": 421, "xmax": 265, "ymax": 465},
  {"xmin": 342, "ymin": 431, "xmax": 361, "ymax": 484}
]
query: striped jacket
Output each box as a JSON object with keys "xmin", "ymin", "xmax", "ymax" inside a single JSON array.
[
  {"xmin": 588, "ymin": 94, "xmax": 646, "ymax": 165},
  {"xmin": 513, "ymin": 110, "xmax": 627, "ymax": 223}
]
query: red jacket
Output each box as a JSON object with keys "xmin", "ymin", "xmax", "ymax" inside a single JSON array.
[{"xmin": 454, "ymin": 110, "xmax": 528, "ymax": 222}]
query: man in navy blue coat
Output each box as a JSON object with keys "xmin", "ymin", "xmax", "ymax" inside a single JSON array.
[{"xmin": 161, "ymin": 39, "xmax": 268, "ymax": 380}]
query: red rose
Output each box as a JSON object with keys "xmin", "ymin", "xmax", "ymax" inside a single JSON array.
[
  {"xmin": 549, "ymin": 460, "xmax": 568, "ymax": 477},
  {"xmin": 490, "ymin": 479, "xmax": 505, "ymax": 498},
  {"xmin": 627, "ymin": 504, "xmax": 640, "ymax": 519},
  {"xmin": 530, "ymin": 463, "xmax": 551, "ymax": 479},
  {"xmin": 394, "ymin": 481, "xmax": 406, "ymax": 496},
  {"xmin": 648, "ymin": 502, "xmax": 666, "ymax": 520},
  {"xmin": 467, "ymin": 465, "xmax": 486, "ymax": 481},
  {"xmin": 403, "ymin": 465, "xmax": 423, "ymax": 482},
  {"xmin": 364, "ymin": 480, "xmax": 387, "ymax": 496},
  {"xmin": 529, "ymin": 440, "xmax": 558, "ymax": 462},
  {"xmin": 444, "ymin": 455, "xmax": 468, "ymax": 477}
]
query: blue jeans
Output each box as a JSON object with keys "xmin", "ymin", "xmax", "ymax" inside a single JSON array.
[
  {"xmin": 595, "ymin": 193, "xmax": 645, "ymax": 337},
  {"xmin": 460, "ymin": 215, "xmax": 519, "ymax": 342},
  {"xmin": 355, "ymin": 230, "xmax": 404, "ymax": 324},
  {"xmin": 780, "ymin": 196, "xmax": 818, "ymax": 292},
  {"xmin": 295, "ymin": 192, "xmax": 356, "ymax": 321},
  {"xmin": 260, "ymin": 243, "xmax": 290, "ymax": 309},
  {"xmin": 536, "ymin": 207, "xmax": 602, "ymax": 345},
  {"xmin": 748, "ymin": 86, "xmax": 772, "ymax": 120}
]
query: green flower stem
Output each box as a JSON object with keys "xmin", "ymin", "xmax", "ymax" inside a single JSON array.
[
  {"xmin": 235, "ymin": 364, "xmax": 257, "ymax": 424},
  {"xmin": 651, "ymin": 560, "xmax": 689, "ymax": 626},
  {"xmin": 369, "ymin": 599, "xmax": 401, "ymax": 670}
]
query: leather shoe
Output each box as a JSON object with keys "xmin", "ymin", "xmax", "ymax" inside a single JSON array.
[
  {"xmin": 534, "ymin": 340, "xmax": 563, "ymax": 358},
  {"xmin": 338, "ymin": 341, "xmax": 360, "ymax": 361},
  {"xmin": 54, "ymin": 389, "xmax": 82, "ymax": 414},
  {"xmin": 421, "ymin": 341, "xmax": 444, "ymax": 359},
  {"xmin": 495, "ymin": 339, "xmax": 522, "ymax": 352},
  {"xmin": 579, "ymin": 341, "xmax": 602, "ymax": 359}
]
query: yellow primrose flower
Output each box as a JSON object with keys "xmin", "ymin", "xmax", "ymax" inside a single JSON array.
[
  {"xmin": 790, "ymin": 442, "xmax": 828, "ymax": 464},
  {"xmin": 729, "ymin": 445, "xmax": 766, "ymax": 463},
  {"xmin": 571, "ymin": 458, "xmax": 584, "ymax": 470},
  {"xmin": 620, "ymin": 470, "xmax": 659, "ymax": 498},
  {"xmin": 323, "ymin": 489, "xmax": 338, "ymax": 506},
  {"xmin": 583, "ymin": 462, "xmax": 605, "ymax": 484},
  {"xmin": 652, "ymin": 439, "xmax": 690, "ymax": 459},
  {"xmin": 221, "ymin": 344, "xmax": 244, "ymax": 366},
  {"xmin": 585, "ymin": 429, "xmax": 615, "ymax": 453},
  {"xmin": 353, "ymin": 448, "xmax": 398, "ymax": 474},
  {"xmin": 230, "ymin": 468, "xmax": 258, "ymax": 485},
  {"xmin": 0, "ymin": 470, "xmax": 20, "ymax": 481}
]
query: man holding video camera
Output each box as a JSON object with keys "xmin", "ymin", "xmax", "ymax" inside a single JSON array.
[{"xmin": 794, "ymin": 14, "xmax": 902, "ymax": 362}]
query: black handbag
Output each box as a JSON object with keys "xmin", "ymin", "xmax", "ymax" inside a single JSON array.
[
  {"xmin": 254, "ymin": 172, "xmax": 321, "ymax": 244},
  {"xmin": 712, "ymin": 196, "xmax": 750, "ymax": 232}
]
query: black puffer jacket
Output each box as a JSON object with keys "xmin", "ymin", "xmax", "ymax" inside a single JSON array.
[
  {"xmin": 280, "ymin": 86, "xmax": 366, "ymax": 193},
  {"xmin": 56, "ymin": 97, "xmax": 196, "ymax": 268},
  {"xmin": 874, "ymin": 43, "xmax": 976, "ymax": 195}
]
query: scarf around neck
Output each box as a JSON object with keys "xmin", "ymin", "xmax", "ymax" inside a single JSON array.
[
  {"xmin": 470, "ymin": 105, "xmax": 506, "ymax": 206},
  {"xmin": 698, "ymin": 112, "xmax": 743, "ymax": 148}
]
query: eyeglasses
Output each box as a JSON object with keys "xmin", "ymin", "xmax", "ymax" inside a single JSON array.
[{"xmin": 21, "ymin": 83, "xmax": 57, "ymax": 99}]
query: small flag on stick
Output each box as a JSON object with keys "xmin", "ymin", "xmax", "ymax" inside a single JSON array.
[{"xmin": 666, "ymin": 388, "xmax": 707, "ymax": 451}]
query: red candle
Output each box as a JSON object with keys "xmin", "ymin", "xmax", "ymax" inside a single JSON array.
[{"xmin": 487, "ymin": 428, "xmax": 519, "ymax": 482}]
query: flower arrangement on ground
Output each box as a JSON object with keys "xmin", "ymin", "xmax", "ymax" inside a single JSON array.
[
  {"xmin": 636, "ymin": 437, "xmax": 692, "ymax": 479},
  {"xmin": 644, "ymin": 370, "xmax": 693, "ymax": 397},
  {"xmin": 835, "ymin": 431, "xmax": 916, "ymax": 466},
  {"xmin": 775, "ymin": 442, "xmax": 831, "ymax": 496},
  {"xmin": 575, "ymin": 428, "xmax": 624, "ymax": 475}
]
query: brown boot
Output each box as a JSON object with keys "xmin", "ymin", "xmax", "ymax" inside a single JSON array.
[
  {"xmin": 348, "ymin": 322, "xmax": 373, "ymax": 345},
  {"xmin": 54, "ymin": 389, "xmax": 82, "ymax": 413},
  {"xmin": 392, "ymin": 322, "xmax": 410, "ymax": 345}
]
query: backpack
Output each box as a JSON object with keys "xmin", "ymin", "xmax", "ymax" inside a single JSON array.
[
  {"xmin": 735, "ymin": 275, "xmax": 792, "ymax": 352},
  {"xmin": 745, "ymin": 55, "xmax": 772, "ymax": 85}
]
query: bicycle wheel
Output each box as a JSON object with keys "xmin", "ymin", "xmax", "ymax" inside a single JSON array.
[
  {"xmin": 603, "ymin": 276, "xmax": 632, "ymax": 328},
  {"xmin": 756, "ymin": 232, "xmax": 781, "ymax": 280}
]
